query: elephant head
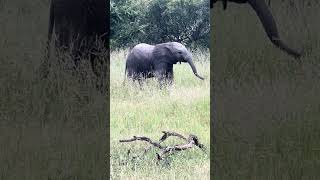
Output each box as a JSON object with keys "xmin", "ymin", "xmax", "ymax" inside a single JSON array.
[
  {"xmin": 155, "ymin": 42, "xmax": 205, "ymax": 80},
  {"xmin": 211, "ymin": 0, "xmax": 302, "ymax": 58}
]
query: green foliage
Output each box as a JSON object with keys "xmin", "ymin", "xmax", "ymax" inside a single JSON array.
[
  {"xmin": 110, "ymin": 0, "xmax": 149, "ymax": 47},
  {"xmin": 110, "ymin": 0, "xmax": 209, "ymax": 49}
]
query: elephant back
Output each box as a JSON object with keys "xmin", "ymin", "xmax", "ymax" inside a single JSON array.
[{"xmin": 126, "ymin": 43, "xmax": 155, "ymax": 72}]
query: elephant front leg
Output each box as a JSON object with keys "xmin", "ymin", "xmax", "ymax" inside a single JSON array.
[
  {"xmin": 165, "ymin": 69, "xmax": 174, "ymax": 87},
  {"xmin": 154, "ymin": 64, "xmax": 174, "ymax": 89},
  {"xmin": 154, "ymin": 69, "xmax": 167, "ymax": 89}
]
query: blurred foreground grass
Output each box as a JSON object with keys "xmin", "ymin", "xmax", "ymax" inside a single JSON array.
[
  {"xmin": 212, "ymin": 0, "xmax": 320, "ymax": 179},
  {"xmin": 0, "ymin": 1, "xmax": 107, "ymax": 179}
]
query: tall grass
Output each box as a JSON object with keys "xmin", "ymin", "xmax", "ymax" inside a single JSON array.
[
  {"xmin": 0, "ymin": 1, "xmax": 107, "ymax": 179},
  {"xmin": 110, "ymin": 49, "xmax": 210, "ymax": 179},
  {"xmin": 212, "ymin": 0, "xmax": 320, "ymax": 179}
]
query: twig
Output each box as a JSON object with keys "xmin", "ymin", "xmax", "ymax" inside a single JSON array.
[
  {"xmin": 157, "ymin": 134, "xmax": 204, "ymax": 160},
  {"xmin": 159, "ymin": 131, "xmax": 188, "ymax": 143},
  {"xmin": 119, "ymin": 136, "xmax": 163, "ymax": 149}
]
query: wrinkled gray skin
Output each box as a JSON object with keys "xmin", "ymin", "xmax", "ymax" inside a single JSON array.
[
  {"xmin": 46, "ymin": 0, "xmax": 108, "ymax": 92},
  {"xmin": 211, "ymin": 0, "xmax": 302, "ymax": 58},
  {"xmin": 125, "ymin": 42, "xmax": 204, "ymax": 87}
]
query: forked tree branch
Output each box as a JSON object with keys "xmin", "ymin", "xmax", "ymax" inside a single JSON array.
[{"xmin": 119, "ymin": 131, "xmax": 206, "ymax": 161}]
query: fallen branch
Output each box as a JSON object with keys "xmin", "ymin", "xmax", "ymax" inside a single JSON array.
[
  {"xmin": 119, "ymin": 135, "xmax": 163, "ymax": 149},
  {"xmin": 158, "ymin": 131, "xmax": 188, "ymax": 143},
  {"xmin": 119, "ymin": 131, "xmax": 206, "ymax": 161}
]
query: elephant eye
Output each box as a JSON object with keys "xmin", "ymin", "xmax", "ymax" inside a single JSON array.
[{"xmin": 178, "ymin": 51, "xmax": 182, "ymax": 54}]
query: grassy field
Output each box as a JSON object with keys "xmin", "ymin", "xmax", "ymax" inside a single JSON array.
[
  {"xmin": 212, "ymin": 0, "xmax": 320, "ymax": 179},
  {"xmin": 110, "ymin": 49, "xmax": 210, "ymax": 179}
]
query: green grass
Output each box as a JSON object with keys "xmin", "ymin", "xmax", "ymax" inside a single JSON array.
[
  {"xmin": 110, "ymin": 49, "xmax": 210, "ymax": 179},
  {"xmin": 212, "ymin": 0, "xmax": 320, "ymax": 179}
]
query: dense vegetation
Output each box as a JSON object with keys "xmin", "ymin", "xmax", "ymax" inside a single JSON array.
[{"xmin": 110, "ymin": 0, "xmax": 210, "ymax": 48}]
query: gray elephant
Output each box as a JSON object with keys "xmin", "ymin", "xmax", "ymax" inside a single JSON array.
[
  {"xmin": 46, "ymin": 0, "xmax": 108, "ymax": 92},
  {"xmin": 125, "ymin": 42, "xmax": 205, "ymax": 87},
  {"xmin": 210, "ymin": 0, "xmax": 302, "ymax": 58}
]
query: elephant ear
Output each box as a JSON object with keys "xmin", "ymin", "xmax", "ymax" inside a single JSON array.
[{"xmin": 153, "ymin": 43, "xmax": 178, "ymax": 64}]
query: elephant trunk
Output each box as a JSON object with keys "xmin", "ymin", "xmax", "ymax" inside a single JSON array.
[
  {"xmin": 186, "ymin": 56, "xmax": 205, "ymax": 80},
  {"xmin": 248, "ymin": 0, "xmax": 302, "ymax": 58}
]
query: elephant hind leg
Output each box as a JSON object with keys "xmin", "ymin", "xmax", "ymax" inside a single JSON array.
[
  {"xmin": 126, "ymin": 70, "xmax": 144, "ymax": 88},
  {"xmin": 126, "ymin": 69, "xmax": 137, "ymax": 82}
]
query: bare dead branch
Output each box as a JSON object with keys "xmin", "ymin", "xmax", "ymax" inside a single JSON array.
[
  {"xmin": 157, "ymin": 141, "xmax": 195, "ymax": 160},
  {"xmin": 119, "ymin": 136, "xmax": 163, "ymax": 149},
  {"xmin": 120, "ymin": 131, "xmax": 206, "ymax": 161},
  {"xmin": 157, "ymin": 134, "xmax": 205, "ymax": 160},
  {"xmin": 159, "ymin": 131, "xmax": 188, "ymax": 143}
]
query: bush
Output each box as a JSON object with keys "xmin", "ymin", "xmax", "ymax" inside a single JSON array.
[{"xmin": 110, "ymin": 0, "xmax": 209, "ymax": 49}]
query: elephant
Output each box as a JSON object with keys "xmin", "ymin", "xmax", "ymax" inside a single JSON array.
[
  {"xmin": 46, "ymin": 0, "xmax": 109, "ymax": 93},
  {"xmin": 125, "ymin": 42, "xmax": 205, "ymax": 87},
  {"xmin": 210, "ymin": 0, "xmax": 302, "ymax": 58}
]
